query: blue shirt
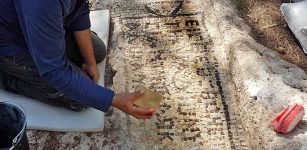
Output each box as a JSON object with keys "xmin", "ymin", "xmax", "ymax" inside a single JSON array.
[{"xmin": 0, "ymin": 0, "xmax": 114, "ymax": 112}]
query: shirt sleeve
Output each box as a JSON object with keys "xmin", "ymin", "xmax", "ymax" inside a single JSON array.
[
  {"xmin": 69, "ymin": 0, "xmax": 91, "ymax": 31},
  {"xmin": 14, "ymin": 0, "xmax": 114, "ymax": 112}
]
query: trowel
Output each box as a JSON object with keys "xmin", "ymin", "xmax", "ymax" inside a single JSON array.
[{"xmin": 281, "ymin": 0, "xmax": 307, "ymax": 53}]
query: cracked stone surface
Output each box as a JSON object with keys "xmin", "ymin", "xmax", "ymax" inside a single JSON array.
[{"xmin": 27, "ymin": 0, "xmax": 307, "ymax": 149}]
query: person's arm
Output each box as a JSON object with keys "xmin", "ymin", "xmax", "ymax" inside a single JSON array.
[
  {"xmin": 15, "ymin": 0, "xmax": 114, "ymax": 112},
  {"xmin": 69, "ymin": 1, "xmax": 156, "ymax": 118},
  {"xmin": 15, "ymin": 0, "xmax": 155, "ymax": 118},
  {"xmin": 74, "ymin": 29, "xmax": 100, "ymax": 83},
  {"xmin": 68, "ymin": 1, "xmax": 100, "ymax": 83}
]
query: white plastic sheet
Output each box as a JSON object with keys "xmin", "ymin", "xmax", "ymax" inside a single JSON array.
[{"xmin": 281, "ymin": 0, "xmax": 307, "ymax": 53}]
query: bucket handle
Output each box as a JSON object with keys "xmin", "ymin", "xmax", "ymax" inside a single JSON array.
[{"xmin": 10, "ymin": 122, "xmax": 26, "ymax": 150}]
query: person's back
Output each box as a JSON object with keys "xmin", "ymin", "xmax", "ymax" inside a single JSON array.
[
  {"xmin": 0, "ymin": 0, "xmax": 27, "ymax": 56},
  {"xmin": 0, "ymin": 0, "xmax": 88, "ymax": 56}
]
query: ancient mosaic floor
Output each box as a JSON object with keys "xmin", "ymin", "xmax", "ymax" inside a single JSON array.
[
  {"xmin": 28, "ymin": 0, "xmax": 250, "ymax": 149},
  {"xmin": 107, "ymin": 0, "xmax": 248, "ymax": 149}
]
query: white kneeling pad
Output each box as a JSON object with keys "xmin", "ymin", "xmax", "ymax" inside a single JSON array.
[{"xmin": 0, "ymin": 10, "xmax": 111, "ymax": 132}]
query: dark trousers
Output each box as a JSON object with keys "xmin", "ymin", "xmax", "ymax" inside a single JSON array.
[{"xmin": 0, "ymin": 32, "xmax": 106, "ymax": 111}]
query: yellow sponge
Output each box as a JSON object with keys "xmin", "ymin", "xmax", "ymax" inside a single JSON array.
[{"xmin": 133, "ymin": 85, "xmax": 164, "ymax": 109}]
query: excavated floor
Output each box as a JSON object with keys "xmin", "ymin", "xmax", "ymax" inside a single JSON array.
[{"xmin": 28, "ymin": 0, "xmax": 249, "ymax": 149}]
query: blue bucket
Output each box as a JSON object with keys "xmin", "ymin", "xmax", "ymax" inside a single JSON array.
[{"xmin": 0, "ymin": 102, "xmax": 29, "ymax": 150}]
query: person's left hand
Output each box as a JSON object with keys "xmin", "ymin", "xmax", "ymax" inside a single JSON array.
[{"xmin": 82, "ymin": 63, "xmax": 100, "ymax": 84}]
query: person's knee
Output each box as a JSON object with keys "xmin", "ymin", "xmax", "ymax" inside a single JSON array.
[
  {"xmin": 46, "ymin": 92, "xmax": 88, "ymax": 112},
  {"xmin": 65, "ymin": 103, "xmax": 88, "ymax": 112},
  {"xmin": 91, "ymin": 32, "xmax": 107, "ymax": 63}
]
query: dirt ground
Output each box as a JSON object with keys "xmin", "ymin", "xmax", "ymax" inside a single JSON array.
[{"xmin": 234, "ymin": 0, "xmax": 307, "ymax": 72}]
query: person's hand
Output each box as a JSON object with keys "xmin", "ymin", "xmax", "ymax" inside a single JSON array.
[
  {"xmin": 112, "ymin": 91, "xmax": 156, "ymax": 119},
  {"xmin": 82, "ymin": 63, "xmax": 100, "ymax": 84}
]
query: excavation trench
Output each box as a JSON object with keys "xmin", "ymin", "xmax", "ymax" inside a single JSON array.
[{"xmin": 27, "ymin": 0, "xmax": 307, "ymax": 149}]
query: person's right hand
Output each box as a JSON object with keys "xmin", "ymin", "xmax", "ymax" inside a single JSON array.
[{"xmin": 111, "ymin": 91, "xmax": 156, "ymax": 119}]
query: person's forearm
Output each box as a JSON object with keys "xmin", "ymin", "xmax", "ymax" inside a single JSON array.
[{"xmin": 73, "ymin": 29, "xmax": 96, "ymax": 65}]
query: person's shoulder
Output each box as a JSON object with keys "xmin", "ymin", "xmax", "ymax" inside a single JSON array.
[
  {"xmin": 21, "ymin": 0, "xmax": 74, "ymax": 15},
  {"xmin": 25, "ymin": 0, "xmax": 74, "ymax": 9}
]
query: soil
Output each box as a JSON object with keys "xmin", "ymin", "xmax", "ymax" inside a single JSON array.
[{"xmin": 234, "ymin": 0, "xmax": 307, "ymax": 72}]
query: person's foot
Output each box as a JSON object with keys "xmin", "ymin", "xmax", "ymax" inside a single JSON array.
[{"xmin": 2, "ymin": 74, "xmax": 20, "ymax": 94}]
